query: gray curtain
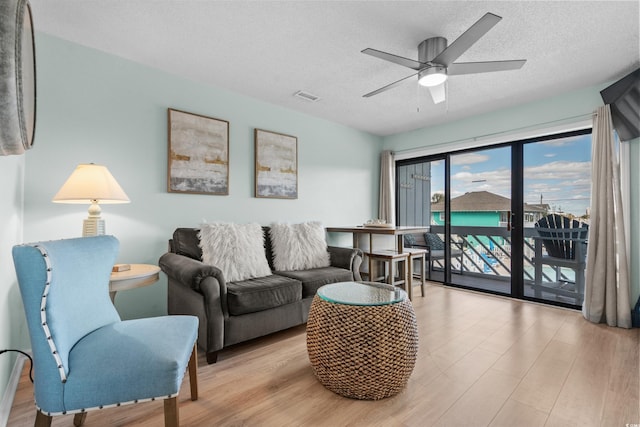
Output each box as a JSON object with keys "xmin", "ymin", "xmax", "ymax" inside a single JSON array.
[
  {"xmin": 378, "ymin": 150, "xmax": 395, "ymax": 224},
  {"xmin": 582, "ymin": 105, "xmax": 631, "ymax": 328}
]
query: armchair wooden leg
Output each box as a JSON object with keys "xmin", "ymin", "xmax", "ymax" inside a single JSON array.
[
  {"xmin": 34, "ymin": 410, "xmax": 52, "ymax": 427},
  {"xmin": 164, "ymin": 397, "xmax": 179, "ymax": 427},
  {"xmin": 188, "ymin": 344, "xmax": 198, "ymax": 401},
  {"xmin": 73, "ymin": 412, "xmax": 87, "ymax": 426}
]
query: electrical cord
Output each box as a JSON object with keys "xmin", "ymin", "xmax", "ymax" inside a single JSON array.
[{"xmin": 0, "ymin": 349, "xmax": 33, "ymax": 383}]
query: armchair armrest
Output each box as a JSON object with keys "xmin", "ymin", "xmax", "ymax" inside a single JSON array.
[
  {"xmin": 327, "ymin": 246, "xmax": 363, "ymax": 281},
  {"xmin": 532, "ymin": 236, "xmax": 588, "ymax": 243}
]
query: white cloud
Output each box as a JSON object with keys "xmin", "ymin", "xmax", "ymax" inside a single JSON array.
[
  {"xmin": 537, "ymin": 135, "xmax": 584, "ymax": 147},
  {"xmin": 452, "ymin": 171, "xmax": 473, "ymax": 180},
  {"xmin": 524, "ymin": 160, "xmax": 590, "ymax": 180},
  {"xmin": 451, "ymin": 153, "xmax": 489, "ymax": 166}
]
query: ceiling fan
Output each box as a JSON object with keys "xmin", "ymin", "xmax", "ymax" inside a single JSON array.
[{"xmin": 362, "ymin": 12, "xmax": 526, "ymax": 103}]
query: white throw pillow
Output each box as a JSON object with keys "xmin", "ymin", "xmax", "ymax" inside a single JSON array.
[
  {"xmin": 198, "ymin": 223, "xmax": 272, "ymax": 282},
  {"xmin": 269, "ymin": 222, "xmax": 331, "ymax": 271}
]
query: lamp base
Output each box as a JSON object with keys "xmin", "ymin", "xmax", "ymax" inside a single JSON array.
[{"xmin": 83, "ymin": 218, "xmax": 105, "ymax": 237}]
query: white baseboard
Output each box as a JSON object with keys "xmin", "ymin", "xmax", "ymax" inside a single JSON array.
[{"xmin": 0, "ymin": 354, "xmax": 27, "ymax": 427}]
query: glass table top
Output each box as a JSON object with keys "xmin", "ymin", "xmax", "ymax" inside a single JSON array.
[{"xmin": 317, "ymin": 281, "xmax": 406, "ymax": 306}]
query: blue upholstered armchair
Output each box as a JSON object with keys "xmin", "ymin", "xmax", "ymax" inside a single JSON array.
[{"xmin": 12, "ymin": 236, "xmax": 199, "ymax": 427}]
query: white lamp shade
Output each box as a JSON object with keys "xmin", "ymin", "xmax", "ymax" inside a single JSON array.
[{"xmin": 52, "ymin": 164, "xmax": 130, "ymax": 204}]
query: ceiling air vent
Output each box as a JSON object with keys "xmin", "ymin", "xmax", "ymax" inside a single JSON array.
[{"xmin": 293, "ymin": 90, "xmax": 320, "ymax": 102}]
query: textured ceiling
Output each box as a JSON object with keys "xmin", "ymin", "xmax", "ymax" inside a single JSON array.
[{"xmin": 29, "ymin": 1, "xmax": 640, "ymax": 136}]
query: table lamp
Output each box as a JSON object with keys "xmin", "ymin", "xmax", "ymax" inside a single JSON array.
[{"xmin": 52, "ymin": 163, "xmax": 130, "ymax": 236}]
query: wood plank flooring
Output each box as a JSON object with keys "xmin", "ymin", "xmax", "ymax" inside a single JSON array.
[{"xmin": 8, "ymin": 283, "xmax": 640, "ymax": 426}]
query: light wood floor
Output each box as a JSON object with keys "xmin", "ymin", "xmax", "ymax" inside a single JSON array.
[{"xmin": 8, "ymin": 283, "xmax": 640, "ymax": 426}]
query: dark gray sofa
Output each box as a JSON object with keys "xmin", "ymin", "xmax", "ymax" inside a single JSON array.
[{"xmin": 159, "ymin": 227, "xmax": 363, "ymax": 364}]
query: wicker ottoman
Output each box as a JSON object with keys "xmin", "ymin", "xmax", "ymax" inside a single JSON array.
[{"xmin": 306, "ymin": 281, "xmax": 418, "ymax": 400}]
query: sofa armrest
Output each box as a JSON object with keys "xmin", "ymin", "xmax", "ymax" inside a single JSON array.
[
  {"xmin": 159, "ymin": 252, "xmax": 226, "ymax": 294},
  {"xmin": 160, "ymin": 252, "xmax": 227, "ymax": 358},
  {"xmin": 327, "ymin": 246, "xmax": 364, "ymax": 281}
]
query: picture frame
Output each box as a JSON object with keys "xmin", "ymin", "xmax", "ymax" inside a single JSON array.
[
  {"xmin": 254, "ymin": 128, "xmax": 298, "ymax": 199},
  {"xmin": 167, "ymin": 108, "xmax": 229, "ymax": 195}
]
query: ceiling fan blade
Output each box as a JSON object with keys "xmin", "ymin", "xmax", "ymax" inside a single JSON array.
[
  {"xmin": 362, "ymin": 48, "xmax": 425, "ymax": 70},
  {"xmin": 363, "ymin": 72, "xmax": 419, "ymax": 97},
  {"xmin": 427, "ymin": 84, "xmax": 446, "ymax": 104},
  {"xmin": 432, "ymin": 12, "xmax": 502, "ymax": 66},
  {"xmin": 448, "ymin": 59, "xmax": 527, "ymax": 75}
]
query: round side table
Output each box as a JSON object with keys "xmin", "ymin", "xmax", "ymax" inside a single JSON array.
[
  {"xmin": 306, "ymin": 281, "xmax": 418, "ymax": 400},
  {"xmin": 109, "ymin": 264, "xmax": 160, "ymax": 303}
]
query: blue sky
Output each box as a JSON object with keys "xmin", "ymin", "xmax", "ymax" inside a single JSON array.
[{"xmin": 429, "ymin": 133, "xmax": 592, "ymax": 217}]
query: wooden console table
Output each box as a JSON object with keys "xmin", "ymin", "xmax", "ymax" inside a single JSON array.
[
  {"xmin": 326, "ymin": 225, "xmax": 429, "ymax": 254},
  {"xmin": 326, "ymin": 226, "xmax": 429, "ymax": 293}
]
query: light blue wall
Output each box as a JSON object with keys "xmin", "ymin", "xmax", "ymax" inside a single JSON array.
[
  {"xmin": 21, "ymin": 33, "xmax": 382, "ymax": 320},
  {"xmin": 0, "ymin": 155, "xmax": 27, "ymax": 412},
  {"xmin": 383, "ymin": 84, "xmax": 640, "ymax": 307},
  {"xmin": 383, "ymin": 83, "xmax": 604, "ymax": 152}
]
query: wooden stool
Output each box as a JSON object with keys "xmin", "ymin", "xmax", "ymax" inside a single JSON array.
[
  {"xmin": 404, "ymin": 248, "xmax": 426, "ymax": 299},
  {"xmin": 366, "ymin": 250, "xmax": 409, "ymax": 295}
]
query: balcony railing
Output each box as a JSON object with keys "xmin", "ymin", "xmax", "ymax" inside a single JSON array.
[{"xmin": 426, "ymin": 225, "xmax": 585, "ymax": 305}]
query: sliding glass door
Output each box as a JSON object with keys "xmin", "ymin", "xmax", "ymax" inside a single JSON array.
[
  {"xmin": 396, "ymin": 129, "xmax": 592, "ymax": 309},
  {"xmin": 447, "ymin": 146, "xmax": 512, "ymax": 294}
]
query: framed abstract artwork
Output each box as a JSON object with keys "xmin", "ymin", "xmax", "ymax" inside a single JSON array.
[
  {"xmin": 168, "ymin": 108, "xmax": 229, "ymax": 195},
  {"xmin": 254, "ymin": 129, "xmax": 298, "ymax": 199}
]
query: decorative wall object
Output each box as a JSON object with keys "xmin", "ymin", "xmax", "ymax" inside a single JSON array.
[
  {"xmin": 168, "ymin": 108, "xmax": 229, "ymax": 195},
  {"xmin": 0, "ymin": 0, "xmax": 36, "ymax": 156},
  {"xmin": 254, "ymin": 129, "xmax": 298, "ymax": 199}
]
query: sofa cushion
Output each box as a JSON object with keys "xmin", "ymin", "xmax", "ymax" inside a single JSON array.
[
  {"xmin": 172, "ymin": 228, "xmax": 203, "ymax": 261},
  {"xmin": 269, "ymin": 222, "xmax": 330, "ymax": 271},
  {"xmin": 274, "ymin": 267, "xmax": 352, "ymax": 298},
  {"xmin": 227, "ymin": 275, "xmax": 302, "ymax": 316},
  {"xmin": 199, "ymin": 223, "xmax": 272, "ymax": 282}
]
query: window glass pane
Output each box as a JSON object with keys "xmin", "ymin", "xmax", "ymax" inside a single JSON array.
[
  {"xmin": 446, "ymin": 146, "xmax": 511, "ymax": 293},
  {"xmin": 397, "ymin": 160, "xmax": 444, "ymax": 226},
  {"xmin": 523, "ymin": 132, "xmax": 592, "ymax": 306}
]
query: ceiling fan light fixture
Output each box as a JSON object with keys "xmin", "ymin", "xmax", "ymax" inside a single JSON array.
[{"xmin": 418, "ymin": 67, "xmax": 448, "ymax": 87}]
